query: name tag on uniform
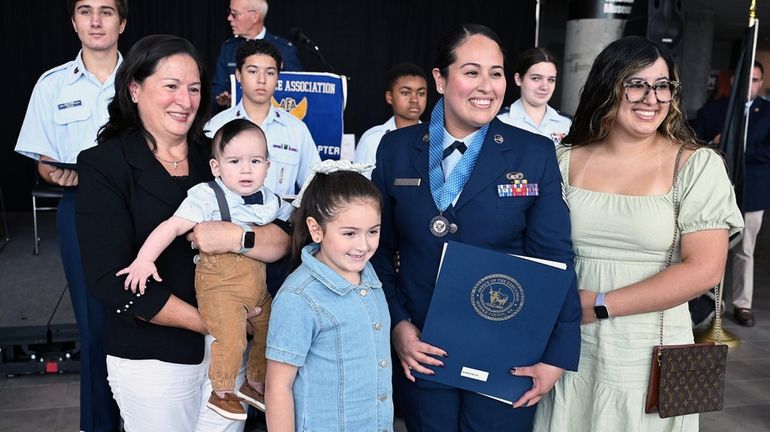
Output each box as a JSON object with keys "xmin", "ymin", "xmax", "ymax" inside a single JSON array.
[
  {"xmin": 57, "ymin": 100, "xmax": 82, "ymax": 110},
  {"xmin": 394, "ymin": 178, "xmax": 421, "ymax": 186},
  {"xmin": 272, "ymin": 144, "xmax": 298, "ymax": 152}
]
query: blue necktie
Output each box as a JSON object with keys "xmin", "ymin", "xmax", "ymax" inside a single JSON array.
[
  {"xmin": 243, "ymin": 191, "xmax": 263, "ymax": 205},
  {"xmin": 443, "ymin": 140, "xmax": 467, "ymax": 159}
]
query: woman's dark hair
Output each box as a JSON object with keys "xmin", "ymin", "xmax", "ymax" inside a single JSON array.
[
  {"xmin": 289, "ymin": 171, "xmax": 382, "ymax": 271},
  {"xmin": 565, "ymin": 36, "xmax": 703, "ymax": 150},
  {"xmin": 97, "ymin": 34, "xmax": 211, "ymax": 149},
  {"xmin": 69, "ymin": 0, "xmax": 128, "ymax": 19},
  {"xmin": 514, "ymin": 47, "xmax": 558, "ymax": 78},
  {"xmin": 236, "ymin": 39, "xmax": 283, "ymax": 72},
  {"xmin": 435, "ymin": 24, "xmax": 505, "ymax": 77},
  {"xmin": 211, "ymin": 119, "xmax": 267, "ymax": 159}
]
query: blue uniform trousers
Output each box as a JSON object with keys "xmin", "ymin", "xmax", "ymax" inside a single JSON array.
[
  {"xmin": 394, "ymin": 369, "xmax": 536, "ymax": 432},
  {"xmin": 58, "ymin": 190, "xmax": 121, "ymax": 431}
]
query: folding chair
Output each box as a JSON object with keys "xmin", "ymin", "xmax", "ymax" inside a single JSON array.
[{"xmin": 31, "ymin": 168, "xmax": 63, "ymax": 255}]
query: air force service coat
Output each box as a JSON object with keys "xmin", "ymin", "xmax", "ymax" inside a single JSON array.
[{"xmin": 370, "ymin": 118, "xmax": 581, "ymax": 371}]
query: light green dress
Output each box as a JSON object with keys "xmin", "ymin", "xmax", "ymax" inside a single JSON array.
[{"xmin": 534, "ymin": 146, "xmax": 743, "ymax": 432}]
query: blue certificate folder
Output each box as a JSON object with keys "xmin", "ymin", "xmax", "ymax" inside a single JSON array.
[{"xmin": 413, "ymin": 241, "xmax": 573, "ymax": 404}]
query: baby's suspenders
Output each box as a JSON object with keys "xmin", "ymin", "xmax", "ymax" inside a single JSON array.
[{"xmin": 207, "ymin": 181, "xmax": 232, "ymax": 222}]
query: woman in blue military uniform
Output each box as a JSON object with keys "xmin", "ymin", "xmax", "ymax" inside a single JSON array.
[{"xmin": 370, "ymin": 24, "xmax": 581, "ymax": 431}]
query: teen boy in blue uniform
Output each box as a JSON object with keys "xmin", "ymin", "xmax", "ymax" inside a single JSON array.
[{"xmin": 14, "ymin": 1, "xmax": 126, "ymax": 430}]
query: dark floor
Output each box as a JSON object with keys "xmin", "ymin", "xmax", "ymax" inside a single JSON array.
[{"xmin": 1, "ymin": 210, "xmax": 769, "ymax": 431}]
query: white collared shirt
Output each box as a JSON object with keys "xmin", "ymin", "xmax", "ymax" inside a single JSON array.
[
  {"xmin": 497, "ymin": 99, "xmax": 571, "ymax": 145},
  {"xmin": 354, "ymin": 116, "xmax": 398, "ymax": 179},
  {"xmin": 175, "ymin": 177, "xmax": 293, "ymax": 226}
]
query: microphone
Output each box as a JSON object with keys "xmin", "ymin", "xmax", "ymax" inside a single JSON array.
[
  {"xmin": 290, "ymin": 27, "xmax": 335, "ymax": 72},
  {"xmin": 291, "ymin": 27, "xmax": 319, "ymax": 51}
]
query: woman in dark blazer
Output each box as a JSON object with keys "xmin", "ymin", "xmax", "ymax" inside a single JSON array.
[
  {"xmin": 370, "ymin": 24, "xmax": 581, "ymax": 431},
  {"xmin": 76, "ymin": 35, "xmax": 290, "ymax": 431}
]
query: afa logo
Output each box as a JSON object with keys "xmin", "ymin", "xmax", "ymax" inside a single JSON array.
[
  {"xmin": 272, "ymin": 96, "xmax": 308, "ymax": 120},
  {"xmin": 470, "ymin": 274, "xmax": 524, "ymax": 321}
]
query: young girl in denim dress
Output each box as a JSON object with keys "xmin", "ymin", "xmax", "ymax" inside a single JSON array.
[{"xmin": 265, "ymin": 161, "xmax": 393, "ymax": 432}]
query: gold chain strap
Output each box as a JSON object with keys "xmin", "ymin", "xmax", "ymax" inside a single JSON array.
[
  {"xmin": 658, "ymin": 146, "xmax": 685, "ymax": 360},
  {"xmin": 657, "ymin": 145, "xmax": 723, "ymax": 365}
]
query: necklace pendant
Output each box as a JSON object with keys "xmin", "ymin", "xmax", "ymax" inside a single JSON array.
[{"xmin": 172, "ymin": 161, "xmax": 179, "ymax": 170}]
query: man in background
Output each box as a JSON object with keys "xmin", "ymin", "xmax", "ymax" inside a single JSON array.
[
  {"xmin": 693, "ymin": 61, "xmax": 770, "ymax": 327},
  {"xmin": 212, "ymin": 0, "xmax": 303, "ymax": 112}
]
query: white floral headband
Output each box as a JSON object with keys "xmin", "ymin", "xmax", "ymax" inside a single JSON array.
[{"xmin": 292, "ymin": 159, "xmax": 375, "ymax": 208}]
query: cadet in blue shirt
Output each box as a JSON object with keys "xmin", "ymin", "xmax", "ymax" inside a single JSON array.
[
  {"xmin": 498, "ymin": 47, "xmax": 572, "ymax": 145},
  {"xmin": 212, "ymin": 0, "xmax": 303, "ymax": 112},
  {"xmin": 355, "ymin": 62, "xmax": 428, "ymax": 179},
  {"xmin": 14, "ymin": 1, "xmax": 126, "ymax": 431}
]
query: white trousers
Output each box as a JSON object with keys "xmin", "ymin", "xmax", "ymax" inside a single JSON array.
[
  {"xmin": 732, "ymin": 210, "xmax": 764, "ymax": 309},
  {"xmin": 107, "ymin": 335, "xmax": 248, "ymax": 432}
]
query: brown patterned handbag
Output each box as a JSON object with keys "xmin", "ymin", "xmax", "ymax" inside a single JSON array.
[
  {"xmin": 645, "ymin": 342, "xmax": 728, "ymax": 417},
  {"xmin": 643, "ymin": 146, "xmax": 729, "ymax": 418}
]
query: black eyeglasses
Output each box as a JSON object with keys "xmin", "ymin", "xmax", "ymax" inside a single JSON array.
[
  {"xmin": 228, "ymin": 9, "xmax": 256, "ymax": 18},
  {"xmin": 623, "ymin": 80, "xmax": 680, "ymax": 103}
]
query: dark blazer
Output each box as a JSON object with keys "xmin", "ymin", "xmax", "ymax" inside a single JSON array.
[
  {"xmin": 691, "ymin": 97, "xmax": 729, "ymax": 145},
  {"xmin": 371, "ymin": 118, "xmax": 581, "ymax": 371},
  {"xmin": 76, "ymin": 132, "xmax": 213, "ymax": 364},
  {"xmin": 211, "ymin": 31, "xmax": 304, "ymax": 111},
  {"xmin": 693, "ymin": 97, "xmax": 770, "ymax": 211}
]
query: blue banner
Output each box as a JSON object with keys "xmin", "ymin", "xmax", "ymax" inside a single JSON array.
[{"xmin": 233, "ymin": 71, "xmax": 347, "ymax": 160}]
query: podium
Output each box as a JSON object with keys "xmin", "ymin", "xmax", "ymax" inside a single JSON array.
[{"xmin": 230, "ymin": 71, "xmax": 348, "ymax": 160}]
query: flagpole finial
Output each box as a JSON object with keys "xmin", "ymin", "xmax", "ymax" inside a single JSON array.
[{"xmin": 750, "ymin": 0, "xmax": 757, "ymax": 25}]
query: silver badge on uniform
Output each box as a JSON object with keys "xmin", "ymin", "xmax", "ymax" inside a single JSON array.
[{"xmin": 394, "ymin": 178, "xmax": 421, "ymax": 186}]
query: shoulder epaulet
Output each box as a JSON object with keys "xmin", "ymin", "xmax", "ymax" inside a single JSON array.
[
  {"xmin": 273, "ymin": 106, "xmax": 302, "ymax": 124},
  {"xmin": 39, "ymin": 61, "xmax": 75, "ymax": 81},
  {"xmin": 556, "ymin": 109, "xmax": 573, "ymax": 120},
  {"xmin": 266, "ymin": 33, "xmax": 293, "ymax": 47}
]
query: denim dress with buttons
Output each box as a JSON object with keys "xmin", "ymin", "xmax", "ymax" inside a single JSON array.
[{"xmin": 266, "ymin": 243, "xmax": 393, "ymax": 432}]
